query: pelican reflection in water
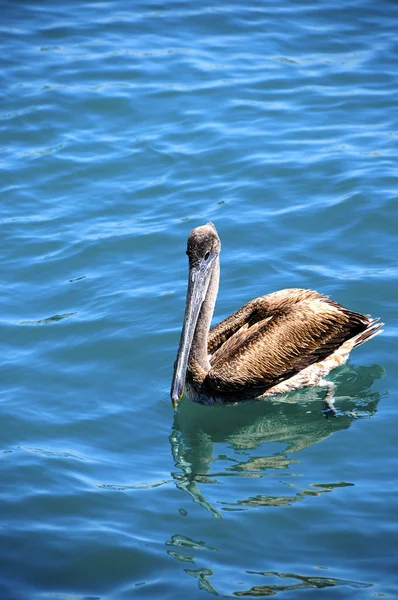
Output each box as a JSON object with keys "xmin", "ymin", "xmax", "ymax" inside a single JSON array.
[{"xmin": 171, "ymin": 222, "xmax": 383, "ymax": 408}]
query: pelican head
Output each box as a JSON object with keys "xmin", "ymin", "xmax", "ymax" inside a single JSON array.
[{"xmin": 171, "ymin": 222, "xmax": 221, "ymax": 408}]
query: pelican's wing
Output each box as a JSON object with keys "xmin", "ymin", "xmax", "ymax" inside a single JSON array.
[
  {"xmin": 208, "ymin": 294, "xmax": 276, "ymax": 355},
  {"xmin": 206, "ymin": 288, "xmax": 371, "ymax": 395}
]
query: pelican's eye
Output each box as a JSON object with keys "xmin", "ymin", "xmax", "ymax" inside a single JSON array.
[{"xmin": 204, "ymin": 251, "xmax": 210, "ymax": 261}]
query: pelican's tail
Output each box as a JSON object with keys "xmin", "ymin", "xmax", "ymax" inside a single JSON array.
[{"xmin": 353, "ymin": 318, "xmax": 384, "ymax": 348}]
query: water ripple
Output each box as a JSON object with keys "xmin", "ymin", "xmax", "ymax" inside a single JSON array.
[{"xmin": 0, "ymin": 0, "xmax": 396, "ymax": 598}]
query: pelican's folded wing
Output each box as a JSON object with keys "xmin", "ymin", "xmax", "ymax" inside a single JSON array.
[{"xmin": 205, "ymin": 289, "xmax": 370, "ymax": 395}]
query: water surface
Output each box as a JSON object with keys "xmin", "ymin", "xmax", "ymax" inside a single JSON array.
[{"xmin": 1, "ymin": 1, "xmax": 397, "ymax": 598}]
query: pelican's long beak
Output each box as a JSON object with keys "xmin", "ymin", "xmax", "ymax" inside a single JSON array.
[{"xmin": 171, "ymin": 254, "xmax": 216, "ymax": 408}]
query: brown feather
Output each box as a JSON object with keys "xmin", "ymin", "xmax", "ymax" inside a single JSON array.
[{"xmin": 205, "ymin": 288, "xmax": 370, "ymax": 396}]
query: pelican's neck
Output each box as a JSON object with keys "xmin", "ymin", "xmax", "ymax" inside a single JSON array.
[{"xmin": 189, "ymin": 257, "xmax": 219, "ymax": 373}]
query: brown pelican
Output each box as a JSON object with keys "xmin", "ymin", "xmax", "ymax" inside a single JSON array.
[{"xmin": 171, "ymin": 222, "xmax": 383, "ymax": 408}]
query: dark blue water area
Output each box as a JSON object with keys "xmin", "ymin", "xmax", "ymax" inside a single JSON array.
[{"xmin": 0, "ymin": 1, "xmax": 397, "ymax": 598}]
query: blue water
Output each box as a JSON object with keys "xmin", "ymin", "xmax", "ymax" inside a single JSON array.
[{"xmin": 1, "ymin": 1, "xmax": 397, "ymax": 598}]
